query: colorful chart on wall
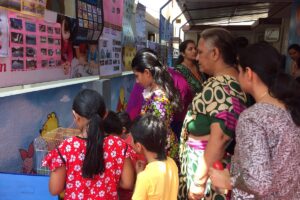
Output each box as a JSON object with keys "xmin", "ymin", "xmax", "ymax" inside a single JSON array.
[
  {"xmin": 0, "ymin": 10, "xmax": 70, "ymax": 88},
  {"xmin": 122, "ymin": 0, "xmax": 134, "ymax": 46},
  {"xmin": 98, "ymin": 27, "xmax": 122, "ymax": 77},
  {"xmin": 9, "ymin": 11, "xmax": 61, "ymax": 71}
]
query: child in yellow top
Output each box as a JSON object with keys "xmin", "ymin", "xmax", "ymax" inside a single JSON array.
[{"xmin": 130, "ymin": 114, "xmax": 179, "ymax": 200}]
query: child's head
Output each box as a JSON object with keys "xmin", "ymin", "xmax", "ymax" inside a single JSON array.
[
  {"xmin": 130, "ymin": 114, "xmax": 167, "ymax": 161},
  {"xmin": 117, "ymin": 111, "xmax": 132, "ymax": 134},
  {"xmin": 72, "ymin": 89, "xmax": 106, "ymax": 178},
  {"xmin": 103, "ymin": 111, "xmax": 123, "ymax": 135}
]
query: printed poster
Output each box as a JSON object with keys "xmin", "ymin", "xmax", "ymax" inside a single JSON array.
[
  {"xmin": 103, "ymin": 0, "xmax": 123, "ymax": 27},
  {"xmin": 123, "ymin": 46, "xmax": 136, "ymax": 71},
  {"xmin": 147, "ymin": 40, "xmax": 160, "ymax": 53},
  {"xmin": 0, "ymin": 8, "xmax": 9, "ymax": 57},
  {"xmin": 122, "ymin": 0, "xmax": 134, "ymax": 46},
  {"xmin": 99, "ymin": 27, "xmax": 122, "ymax": 76},
  {"xmin": 135, "ymin": 3, "xmax": 146, "ymax": 48}
]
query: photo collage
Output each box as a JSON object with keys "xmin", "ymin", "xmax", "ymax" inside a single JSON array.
[
  {"xmin": 9, "ymin": 11, "xmax": 61, "ymax": 71},
  {"xmin": 76, "ymin": 0, "xmax": 103, "ymax": 42}
]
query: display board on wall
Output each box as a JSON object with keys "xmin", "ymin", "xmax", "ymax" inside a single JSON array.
[
  {"xmin": 0, "ymin": 7, "xmax": 70, "ymax": 88},
  {"xmin": 122, "ymin": 0, "xmax": 135, "ymax": 46},
  {"xmin": 9, "ymin": 11, "xmax": 61, "ymax": 71},
  {"xmin": 135, "ymin": 3, "xmax": 146, "ymax": 49},
  {"xmin": 99, "ymin": 27, "xmax": 122, "ymax": 76},
  {"xmin": 99, "ymin": 0, "xmax": 123, "ymax": 77}
]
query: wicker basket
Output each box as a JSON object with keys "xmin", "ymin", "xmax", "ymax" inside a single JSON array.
[{"xmin": 34, "ymin": 128, "xmax": 81, "ymax": 175}]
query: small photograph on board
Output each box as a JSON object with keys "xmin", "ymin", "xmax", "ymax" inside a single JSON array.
[
  {"xmin": 47, "ymin": 26, "xmax": 53, "ymax": 34},
  {"xmin": 88, "ymin": 12, "xmax": 93, "ymax": 21},
  {"xmin": 25, "ymin": 22, "xmax": 36, "ymax": 32},
  {"xmin": 40, "ymin": 36, "xmax": 47, "ymax": 43},
  {"xmin": 12, "ymin": 47, "xmax": 24, "ymax": 57},
  {"xmin": 26, "ymin": 59, "xmax": 37, "ymax": 69},
  {"xmin": 54, "ymin": 39, "xmax": 60, "ymax": 45},
  {"xmin": 26, "ymin": 35, "xmax": 36, "ymax": 45},
  {"xmin": 26, "ymin": 47, "xmax": 36, "ymax": 57},
  {"xmin": 79, "ymin": 19, "xmax": 83, "ymax": 27},
  {"xmin": 22, "ymin": 1, "xmax": 36, "ymax": 13},
  {"xmin": 92, "ymin": 5, "xmax": 97, "ymax": 14},
  {"xmin": 49, "ymin": 58, "xmax": 55, "ymax": 67},
  {"xmin": 42, "ymin": 60, "xmax": 48, "ymax": 67},
  {"xmin": 48, "ymin": 49, "xmax": 54, "ymax": 56},
  {"xmin": 54, "ymin": 27, "xmax": 61, "ymax": 35},
  {"xmin": 56, "ymin": 49, "xmax": 61, "ymax": 55},
  {"xmin": 97, "ymin": 8, "xmax": 101, "ymax": 15},
  {"xmin": 11, "ymin": 32, "xmax": 23, "ymax": 44},
  {"xmin": 12, "ymin": 59, "xmax": 24, "ymax": 70},
  {"xmin": 83, "ymin": 11, "xmax": 87, "ymax": 20},
  {"xmin": 41, "ymin": 48, "xmax": 47, "ymax": 55},
  {"xmin": 48, "ymin": 37, "xmax": 54, "ymax": 44},
  {"xmin": 83, "ymin": 20, "xmax": 88, "ymax": 28},
  {"xmin": 10, "ymin": 18, "xmax": 22, "ymax": 30},
  {"xmin": 77, "ymin": 1, "xmax": 82, "ymax": 9},
  {"xmin": 88, "ymin": 21, "xmax": 93, "ymax": 29},
  {"xmin": 93, "ymin": 14, "xmax": 97, "ymax": 22},
  {"xmin": 81, "ymin": 2, "xmax": 87, "ymax": 11},
  {"xmin": 39, "ymin": 24, "xmax": 46, "ymax": 32},
  {"xmin": 87, "ymin": 4, "xmax": 92, "ymax": 12}
]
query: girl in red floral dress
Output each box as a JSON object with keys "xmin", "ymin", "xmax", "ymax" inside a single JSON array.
[{"xmin": 42, "ymin": 89, "xmax": 135, "ymax": 200}]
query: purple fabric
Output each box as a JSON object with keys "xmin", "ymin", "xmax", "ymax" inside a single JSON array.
[
  {"xmin": 186, "ymin": 139, "xmax": 208, "ymax": 150},
  {"xmin": 126, "ymin": 83, "xmax": 144, "ymax": 120},
  {"xmin": 126, "ymin": 67, "xmax": 193, "ymax": 121}
]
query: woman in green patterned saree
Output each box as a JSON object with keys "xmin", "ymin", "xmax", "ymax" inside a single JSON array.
[
  {"xmin": 178, "ymin": 28, "xmax": 248, "ymax": 200},
  {"xmin": 175, "ymin": 40, "xmax": 206, "ymax": 94}
]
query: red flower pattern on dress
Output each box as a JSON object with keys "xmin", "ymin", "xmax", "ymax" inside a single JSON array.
[{"xmin": 42, "ymin": 135, "xmax": 134, "ymax": 200}]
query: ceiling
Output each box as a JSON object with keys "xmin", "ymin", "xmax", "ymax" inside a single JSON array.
[{"xmin": 176, "ymin": 0, "xmax": 292, "ymax": 29}]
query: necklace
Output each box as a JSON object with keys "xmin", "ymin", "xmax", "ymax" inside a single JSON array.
[{"xmin": 257, "ymin": 91, "xmax": 268, "ymax": 102}]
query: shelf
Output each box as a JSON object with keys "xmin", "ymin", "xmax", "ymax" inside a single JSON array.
[{"xmin": 0, "ymin": 71, "xmax": 134, "ymax": 98}]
